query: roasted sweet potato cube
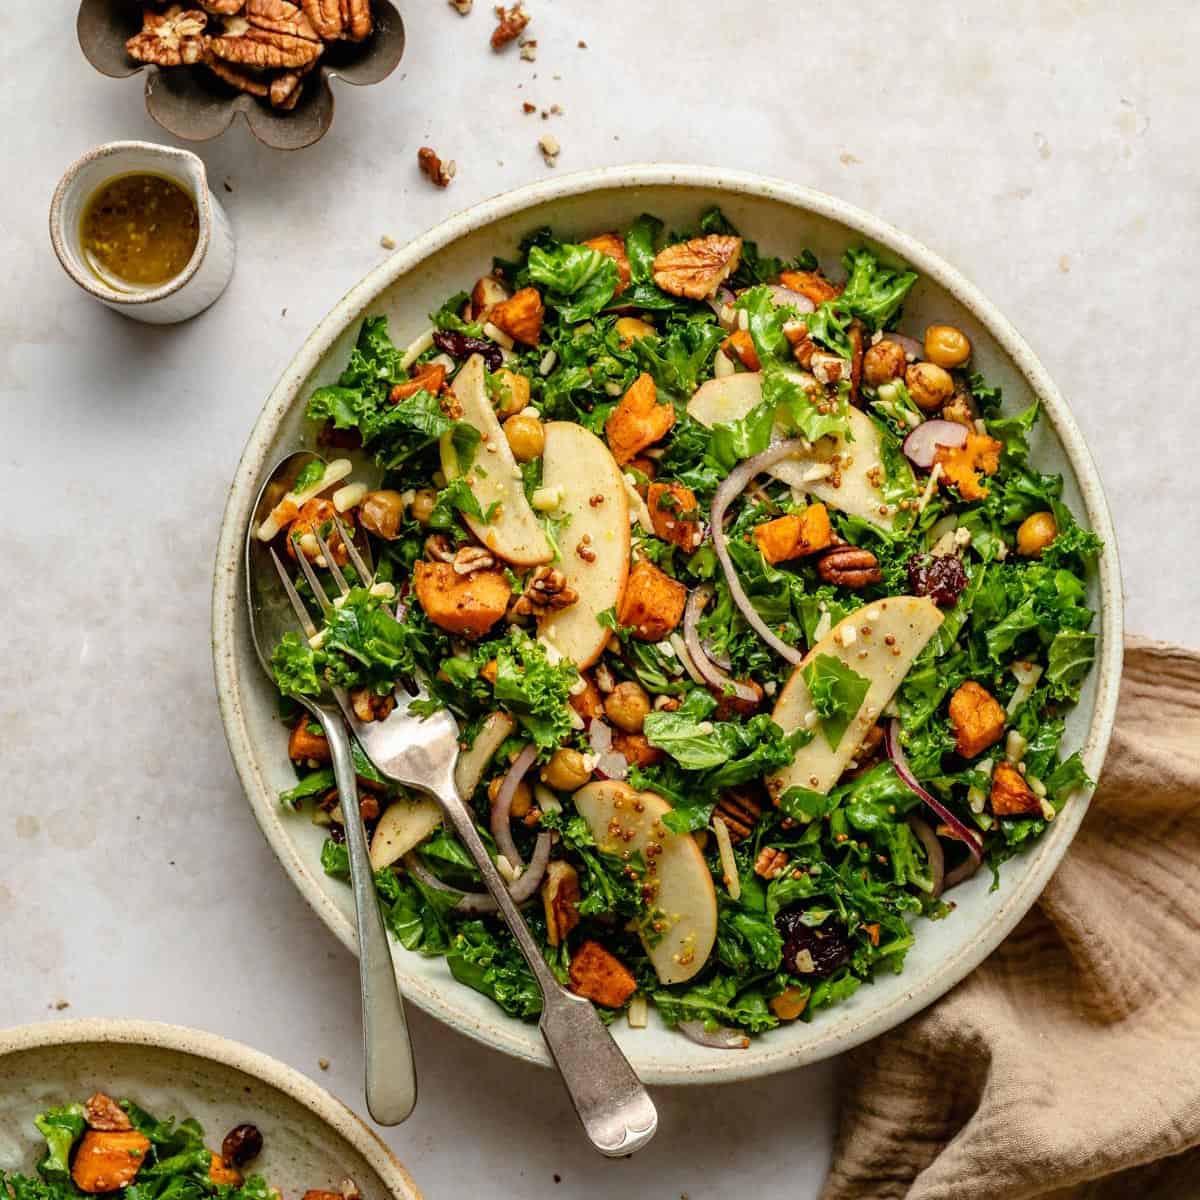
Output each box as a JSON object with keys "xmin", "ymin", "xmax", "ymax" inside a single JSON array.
[
  {"xmin": 489, "ymin": 286, "xmax": 545, "ymax": 346},
  {"xmin": 605, "ymin": 373, "xmax": 676, "ymax": 465},
  {"xmin": 612, "ymin": 730, "xmax": 663, "ymax": 768},
  {"xmin": 582, "ymin": 232, "xmax": 631, "ymax": 295},
  {"xmin": 302, "ymin": 1192, "xmax": 347, "ymax": 1200},
  {"xmin": 413, "ymin": 561, "xmax": 511, "ymax": 638},
  {"xmin": 721, "ymin": 328, "xmax": 761, "ymax": 371},
  {"xmin": 990, "ymin": 762, "xmax": 1042, "ymax": 817},
  {"xmin": 935, "ymin": 433, "xmax": 1003, "ymax": 501},
  {"xmin": 71, "ymin": 1131, "xmax": 151, "ymax": 1194},
  {"xmin": 948, "ymin": 680, "xmax": 1007, "ymax": 759},
  {"xmin": 389, "ymin": 362, "xmax": 446, "ymax": 403},
  {"xmin": 618, "ymin": 559, "xmax": 686, "ymax": 641},
  {"xmin": 289, "ymin": 716, "xmax": 331, "ymax": 763},
  {"xmin": 569, "ymin": 673, "xmax": 605, "ymax": 720},
  {"xmin": 778, "ymin": 269, "xmax": 843, "ymax": 305},
  {"xmin": 752, "ymin": 504, "xmax": 833, "ymax": 564},
  {"xmin": 647, "ymin": 481, "xmax": 703, "ymax": 552},
  {"xmin": 209, "ymin": 1153, "xmax": 243, "ymax": 1187},
  {"xmin": 569, "ymin": 939, "xmax": 637, "ymax": 1008}
]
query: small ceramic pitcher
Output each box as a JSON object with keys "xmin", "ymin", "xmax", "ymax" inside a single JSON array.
[{"xmin": 49, "ymin": 140, "xmax": 235, "ymax": 324}]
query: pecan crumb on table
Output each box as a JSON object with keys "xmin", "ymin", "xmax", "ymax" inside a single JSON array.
[{"xmin": 417, "ymin": 146, "xmax": 457, "ymax": 187}]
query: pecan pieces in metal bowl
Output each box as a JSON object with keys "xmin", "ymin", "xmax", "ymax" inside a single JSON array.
[{"xmin": 76, "ymin": 0, "xmax": 405, "ymax": 148}]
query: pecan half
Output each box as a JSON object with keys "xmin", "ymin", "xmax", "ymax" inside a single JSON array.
[
  {"xmin": 817, "ymin": 546, "xmax": 882, "ymax": 588},
  {"xmin": 245, "ymin": 0, "xmax": 320, "ymax": 39},
  {"xmin": 205, "ymin": 53, "xmax": 270, "ymax": 94},
  {"xmin": 350, "ymin": 687, "xmax": 395, "ymax": 724},
  {"xmin": 301, "ymin": 0, "xmax": 373, "ymax": 41},
  {"xmin": 754, "ymin": 846, "xmax": 790, "ymax": 880},
  {"xmin": 508, "ymin": 565, "xmax": 577, "ymax": 618},
  {"xmin": 85, "ymin": 1094, "xmax": 132, "ymax": 1133},
  {"xmin": 424, "ymin": 533, "xmax": 456, "ymax": 563},
  {"xmin": 452, "ymin": 545, "xmax": 496, "ymax": 575},
  {"xmin": 209, "ymin": 24, "xmax": 323, "ymax": 67},
  {"xmin": 200, "ymin": 0, "xmax": 246, "ymax": 13},
  {"xmin": 269, "ymin": 68, "xmax": 305, "ymax": 108},
  {"xmin": 490, "ymin": 4, "xmax": 530, "ymax": 49},
  {"xmin": 715, "ymin": 789, "xmax": 762, "ymax": 843},
  {"xmin": 652, "ymin": 234, "xmax": 742, "ymax": 300},
  {"xmin": 126, "ymin": 6, "xmax": 209, "ymax": 66}
]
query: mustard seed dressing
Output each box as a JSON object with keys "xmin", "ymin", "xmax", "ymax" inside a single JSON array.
[{"xmin": 80, "ymin": 173, "xmax": 199, "ymax": 290}]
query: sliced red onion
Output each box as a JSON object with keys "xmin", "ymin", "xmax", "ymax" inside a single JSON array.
[
  {"xmin": 402, "ymin": 830, "xmax": 551, "ymax": 913},
  {"xmin": 683, "ymin": 586, "xmax": 762, "ymax": 703},
  {"xmin": 587, "ymin": 719, "xmax": 614, "ymax": 756},
  {"xmin": 881, "ymin": 331, "xmax": 923, "ymax": 361},
  {"xmin": 679, "ymin": 1021, "xmax": 750, "ymax": 1050},
  {"xmin": 711, "ymin": 441, "xmax": 809, "ymax": 666},
  {"xmin": 708, "ymin": 286, "xmax": 738, "ymax": 327},
  {"xmin": 906, "ymin": 815, "xmax": 946, "ymax": 897},
  {"xmin": 594, "ymin": 750, "xmax": 629, "ymax": 781},
  {"xmin": 902, "ymin": 419, "xmax": 968, "ymax": 471},
  {"xmin": 765, "ymin": 285, "xmax": 816, "ymax": 314},
  {"xmin": 943, "ymin": 854, "xmax": 982, "ymax": 891},
  {"xmin": 490, "ymin": 743, "xmax": 538, "ymax": 871},
  {"xmin": 886, "ymin": 720, "xmax": 982, "ymax": 861},
  {"xmin": 702, "ymin": 641, "xmax": 732, "ymax": 671}
]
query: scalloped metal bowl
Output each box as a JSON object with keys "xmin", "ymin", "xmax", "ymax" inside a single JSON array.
[
  {"xmin": 76, "ymin": 0, "xmax": 404, "ymax": 150},
  {"xmin": 212, "ymin": 166, "xmax": 1123, "ymax": 1084},
  {"xmin": 0, "ymin": 1020, "xmax": 421, "ymax": 1199}
]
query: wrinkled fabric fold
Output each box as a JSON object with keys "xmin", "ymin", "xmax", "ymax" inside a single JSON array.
[{"xmin": 822, "ymin": 638, "xmax": 1200, "ymax": 1200}]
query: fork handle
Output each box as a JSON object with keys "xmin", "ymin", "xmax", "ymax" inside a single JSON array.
[
  {"xmin": 434, "ymin": 783, "xmax": 658, "ymax": 1157},
  {"xmin": 319, "ymin": 706, "xmax": 418, "ymax": 1125}
]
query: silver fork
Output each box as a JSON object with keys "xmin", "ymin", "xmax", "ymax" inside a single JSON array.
[{"xmin": 286, "ymin": 517, "xmax": 659, "ymax": 1158}]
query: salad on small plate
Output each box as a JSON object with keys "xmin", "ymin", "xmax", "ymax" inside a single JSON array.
[{"xmin": 260, "ymin": 208, "xmax": 1102, "ymax": 1047}]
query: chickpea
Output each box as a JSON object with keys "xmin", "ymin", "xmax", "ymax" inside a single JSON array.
[
  {"xmin": 1016, "ymin": 510, "xmax": 1058, "ymax": 558},
  {"xmin": 905, "ymin": 361, "xmax": 955, "ymax": 412},
  {"xmin": 286, "ymin": 499, "xmax": 352, "ymax": 565},
  {"xmin": 358, "ymin": 489, "xmax": 406, "ymax": 540},
  {"xmin": 924, "ymin": 323, "xmax": 972, "ymax": 369},
  {"xmin": 494, "ymin": 368, "xmax": 531, "ymax": 420},
  {"xmin": 503, "ymin": 412, "xmax": 545, "ymax": 462},
  {"xmin": 604, "ymin": 681, "xmax": 651, "ymax": 733},
  {"xmin": 488, "ymin": 774, "xmax": 533, "ymax": 818},
  {"xmin": 862, "ymin": 339, "xmax": 908, "ymax": 387},
  {"xmin": 769, "ymin": 986, "xmax": 808, "ymax": 1022},
  {"xmin": 410, "ymin": 487, "xmax": 437, "ymax": 527},
  {"xmin": 540, "ymin": 747, "xmax": 591, "ymax": 792},
  {"xmin": 615, "ymin": 316, "xmax": 657, "ymax": 347}
]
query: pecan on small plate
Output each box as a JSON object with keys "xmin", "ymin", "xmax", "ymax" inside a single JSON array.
[
  {"xmin": 302, "ymin": 0, "xmax": 373, "ymax": 41},
  {"xmin": 817, "ymin": 546, "xmax": 882, "ymax": 588},
  {"xmin": 126, "ymin": 5, "xmax": 209, "ymax": 66}
]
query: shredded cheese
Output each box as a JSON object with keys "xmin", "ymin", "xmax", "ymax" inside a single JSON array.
[
  {"xmin": 915, "ymin": 462, "xmax": 944, "ymax": 514},
  {"xmin": 399, "ymin": 328, "xmax": 434, "ymax": 370},
  {"xmin": 712, "ymin": 816, "xmax": 741, "ymax": 901}
]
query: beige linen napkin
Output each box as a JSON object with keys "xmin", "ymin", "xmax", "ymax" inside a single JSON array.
[{"xmin": 822, "ymin": 637, "xmax": 1200, "ymax": 1200}]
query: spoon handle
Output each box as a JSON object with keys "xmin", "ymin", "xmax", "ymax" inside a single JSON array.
[
  {"xmin": 320, "ymin": 706, "xmax": 417, "ymax": 1125},
  {"xmin": 434, "ymin": 779, "xmax": 657, "ymax": 1157}
]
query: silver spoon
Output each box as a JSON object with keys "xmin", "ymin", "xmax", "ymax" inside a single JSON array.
[{"xmin": 245, "ymin": 451, "xmax": 417, "ymax": 1126}]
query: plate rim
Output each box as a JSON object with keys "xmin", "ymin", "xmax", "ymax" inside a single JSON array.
[
  {"xmin": 0, "ymin": 1018, "xmax": 421, "ymax": 1198},
  {"xmin": 211, "ymin": 163, "xmax": 1124, "ymax": 1085}
]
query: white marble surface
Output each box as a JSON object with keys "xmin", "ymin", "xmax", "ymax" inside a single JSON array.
[{"xmin": 1, "ymin": 2, "xmax": 1195, "ymax": 1197}]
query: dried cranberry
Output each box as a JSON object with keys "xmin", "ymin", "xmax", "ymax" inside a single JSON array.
[
  {"xmin": 221, "ymin": 1123, "xmax": 263, "ymax": 1167},
  {"xmin": 432, "ymin": 331, "xmax": 504, "ymax": 371},
  {"xmin": 906, "ymin": 553, "xmax": 968, "ymax": 607},
  {"xmin": 775, "ymin": 909, "xmax": 851, "ymax": 978}
]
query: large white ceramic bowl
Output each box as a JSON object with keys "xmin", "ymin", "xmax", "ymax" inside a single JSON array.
[
  {"xmin": 0, "ymin": 1020, "xmax": 421, "ymax": 1198},
  {"xmin": 212, "ymin": 165, "xmax": 1123, "ymax": 1085}
]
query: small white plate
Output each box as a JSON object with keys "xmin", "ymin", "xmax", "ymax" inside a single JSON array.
[{"xmin": 212, "ymin": 165, "xmax": 1123, "ymax": 1085}]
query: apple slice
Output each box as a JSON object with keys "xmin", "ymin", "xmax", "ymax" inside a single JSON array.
[
  {"xmin": 439, "ymin": 354, "xmax": 552, "ymax": 567},
  {"xmin": 369, "ymin": 795, "xmax": 443, "ymax": 871},
  {"xmin": 573, "ymin": 780, "xmax": 716, "ymax": 985},
  {"xmin": 766, "ymin": 595, "xmax": 944, "ymax": 803},
  {"xmin": 688, "ymin": 375, "xmax": 896, "ymax": 530},
  {"xmin": 536, "ymin": 421, "xmax": 630, "ymax": 668}
]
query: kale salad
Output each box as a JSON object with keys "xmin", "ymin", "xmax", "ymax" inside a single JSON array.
[
  {"xmin": 263, "ymin": 209, "xmax": 1101, "ymax": 1045},
  {"xmin": 1, "ymin": 1091, "xmax": 349, "ymax": 1200}
]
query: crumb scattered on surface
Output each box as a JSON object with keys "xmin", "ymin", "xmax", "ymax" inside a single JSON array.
[
  {"xmin": 553, "ymin": 1175, "xmax": 561, "ymax": 1184},
  {"xmin": 281, "ymin": 307, "xmax": 287, "ymax": 317},
  {"xmin": 519, "ymin": 37, "xmax": 537, "ymax": 60},
  {"xmin": 550, "ymin": 102, "xmax": 562, "ymax": 115},
  {"xmin": 53, "ymin": 1000, "xmax": 70, "ymax": 1011},
  {"xmin": 1058, "ymin": 254, "xmax": 1071, "ymax": 273},
  {"xmin": 380, "ymin": 234, "xmax": 396, "ymax": 250},
  {"xmin": 577, "ymin": 39, "xmax": 587, "ymax": 47},
  {"xmin": 223, "ymin": 179, "xmax": 234, "ymax": 193},
  {"xmin": 448, "ymin": 0, "xmax": 472, "ymax": 11},
  {"xmin": 418, "ymin": 146, "xmax": 457, "ymax": 187},
  {"xmin": 839, "ymin": 152, "xmax": 861, "ymax": 166},
  {"xmin": 522, "ymin": 101, "xmax": 536, "ymax": 113},
  {"xmin": 318, "ymin": 1058, "xmax": 330, "ymax": 1071},
  {"xmin": 538, "ymin": 133, "xmax": 560, "ymax": 166}
]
